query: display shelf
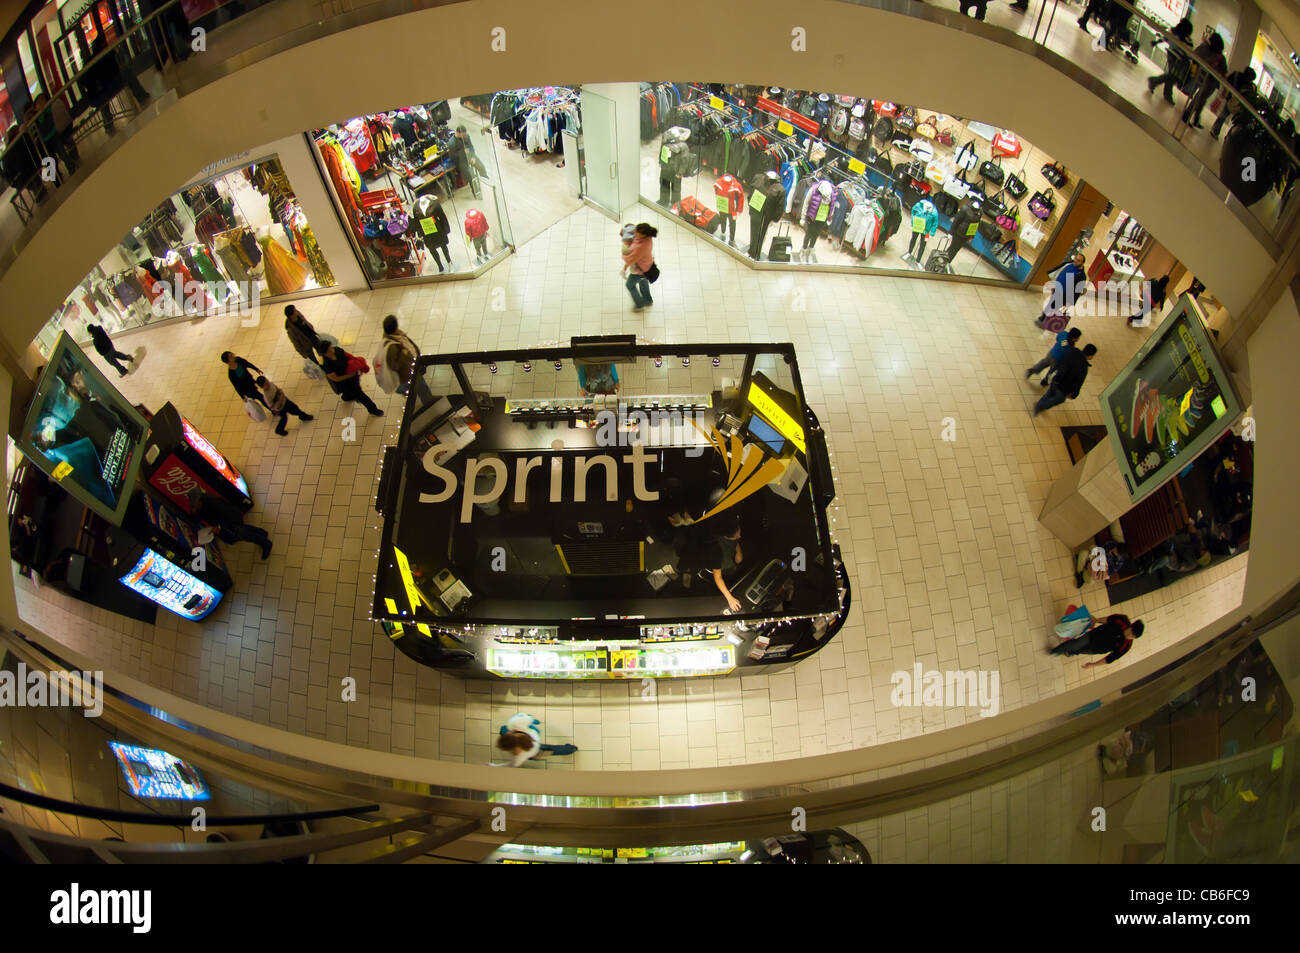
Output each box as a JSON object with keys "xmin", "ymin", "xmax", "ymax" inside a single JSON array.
[{"xmin": 488, "ymin": 641, "xmax": 737, "ymax": 679}]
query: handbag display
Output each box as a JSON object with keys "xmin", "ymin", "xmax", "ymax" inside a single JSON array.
[
  {"xmin": 991, "ymin": 129, "xmax": 1022, "ymax": 158},
  {"xmin": 1019, "ymin": 220, "xmax": 1046, "ymax": 248},
  {"xmin": 942, "ymin": 168, "xmax": 970, "ymax": 198},
  {"xmin": 977, "ymin": 220, "xmax": 1000, "ymax": 243},
  {"xmin": 995, "ymin": 238, "xmax": 1019, "ymax": 267},
  {"xmin": 895, "ymin": 106, "xmax": 917, "ymax": 131},
  {"xmin": 995, "ymin": 207, "xmax": 1020, "ymax": 231},
  {"xmin": 967, "ymin": 120, "xmax": 996, "ymax": 140},
  {"xmin": 955, "ymin": 139, "xmax": 979, "ymax": 172},
  {"xmin": 982, "ymin": 189, "xmax": 1007, "ymax": 222},
  {"xmin": 936, "ymin": 127, "xmax": 955, "ymax": 147},
  {"xmin": 979, "ymin": 156, "xmax": 1004, "ymax": 185},
  {"xmin": 1041, "ymin": 162, "xmax": 1068, "ymax": 187},
  {"xmin": 925, "ymin": 158, "xmax": 947, "ymax": 184},
  {"xmin": 1028, "ymin": 188, "xmax": 1056, "ymax": 220},
  {"xmin": 870, "ymin": 150, "xmax": 894, "ymax": 178},
  {"xmin": 873, "ymin": 100, "xmax": 898, "ymax": 117},
  {"xmin": 1005, "ymin": 171, "xmax": 1028, "ymax": 199},
  {"xmin": 873, "ymin": 116, "xmax": 894, "ymax": 142},
  {"xmin": 916, "ymin": 117, "xmax": 939, "ymax": 140},
  {"xmin": 909, "ymin": 138, "xmax": 934, "ymax": 161},
  {"xmin": 903, "ymin": 158, "xmax": 927, "ymax": 182}
]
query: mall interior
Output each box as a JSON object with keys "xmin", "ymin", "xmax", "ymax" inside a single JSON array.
[{"xmin": 0, "ymin": 0, "xmax": 1297, "ymax": 865}]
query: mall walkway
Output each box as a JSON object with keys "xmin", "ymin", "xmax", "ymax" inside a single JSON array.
[{"xmin": 13, "ymin": 202, "xmax": 1247, "ymax": 770}]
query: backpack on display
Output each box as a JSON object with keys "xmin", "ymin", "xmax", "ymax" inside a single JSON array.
[
  {"xmin": 872, "ymin": 116, "xmax": 893, "ymax": 142},
  {"xmin": 848, "ymin": 115, "xmax": 868, "ymax": 141},
  {"xmin": 799, "ymin": 94, "xmax": 818, "ymax": 117},
  {"xmin": 831, "ymin": 106, "xmax": 849, "ymax": 136}
]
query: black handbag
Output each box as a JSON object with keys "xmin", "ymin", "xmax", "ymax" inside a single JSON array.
[
  {"xmin": 644, "ymin": 262, "xmax": 660, "ymax": 283},
  {"xmin": 1041, "ymin": 162, "xmax": 1068, "ymax": 187},
  {"xmin": 870, "ymin": 150, "xmax": 894, "ymax": 179},
  {"xmin": 982, "ymin": 188, "xmax": 1007, "ymax": 222},
  {"xmin": 965, "ymin": 178, "xmax": 987, "ymax": 215},
  {"xmin": 977, "ymin": 220, "xmax": 1001, "ymax": 242},
  {"xmin": 873, "ymin": 116, "xmax": 894, "ymax": 142},
  {"xmin": 934, "ymin": 192, "xmax": 958, "ymax": 218},
  {"xmin": 1005, "ymin": 171, "xmax": 1027, "ymax": 198},
  {"xmin": 979, "ymin": 156, "xmax": 1004, "ymax": 185},
  {"xmin": 903, "ymin": 158, "xmax": 927, "ymax": 182}
]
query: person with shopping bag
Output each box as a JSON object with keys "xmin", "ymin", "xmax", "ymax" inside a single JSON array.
[
  {"xmin": 222, "ymin": 351, "xmax": 269, "ymax": 410},
  {"xmin": 1050, "ymin": 614, "xmax": 1145, "ymax": 667},
  {"xmin": 316, "ymin": 340, "xmax": 383, "ymax": 416},
  {"xmin": 1054, "ymin": 604, "xmax": 1095, "ymax": 642}
]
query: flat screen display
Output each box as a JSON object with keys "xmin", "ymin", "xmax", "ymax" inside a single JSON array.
[
  {"xmin": 108, "ymin": 742, "xmax": 210, "ymax": 800},
  {"xmin": 1099, "ymin": 296, "xmax": 1244, "ymax": 502},
  {"xmin": 119, "ymin": 548, "xmax": 223, "ymax": 620},
  {"xmin": 17, "ymin": 333, "xmax": 150, "ymax": 524},
  {"xmin": 746, "ymin": 414, "xmax": 788, "ymax": 457}
]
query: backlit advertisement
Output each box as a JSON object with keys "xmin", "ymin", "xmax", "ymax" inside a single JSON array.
[
  {"xmin": 180, "ymin": 415, "xmax": 248, "ymax": 496},
  {"xmin": 17, "ymin": 333, "xmax": 150, "ymax": 525},
  {"xmin": 119, "ymin": 548, "xmax": 223, "ymax": 620},
  {"xmin": 109, "ymin": 742, "xmax": 210, "ymax": 800}
]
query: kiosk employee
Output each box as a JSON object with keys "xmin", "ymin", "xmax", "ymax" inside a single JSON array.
[{"xmin": 702, "ymin": 514, "xmax": 745, "ymax": 612}]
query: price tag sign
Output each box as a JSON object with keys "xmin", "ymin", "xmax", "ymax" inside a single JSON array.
[
  {"xmin": 660, "ymin": 146, "xmax": 670, "ymax": 163},
  {"xmin": 424, "ymin": 145, "xmax": 438, "ymax": 161},
  {"xmin": 715, "ymin": 194, "xmax": 731, "ymax": 214},
  {"xmin": 750, "ymin": 191, "xmax": 767, "ymax": 212},
  {"xmin": 709, "ymin": 96, "xmax": 725, "ymax": 110},
  {"xmin": 777, "ymin": 120, "xmax": 794, "ymax": 136},
  {"xmin": 847, "ymin": 158, "xmax": 866, "ymax": 174},
  {"xmin": 965, "ymin": 222, "xmax": 978, "ymax": 237},
  {"xmin": 912, "ymin": 214, "xmax": 927, "ymax": 233},
  {"xmin": 51, "ymin": 461, "xmax": 73, "ymax": 481},
  {"xmin": 420, "ymin": 217, "xmax": 438, "ymax": 235},
  {"xmin": 815, "ymin": 202, "xmax": 829, "ymax": 222}
]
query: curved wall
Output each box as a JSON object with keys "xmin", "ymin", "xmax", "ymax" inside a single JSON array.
[{"xmin": 0, "ymin": 0, "xmax": 1279, "ymax": 359}]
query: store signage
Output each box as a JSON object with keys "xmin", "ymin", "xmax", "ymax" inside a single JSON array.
[
  {"xmin": 745, "ymin": 382, "xmax": 806, "ymax": 453},
  {"xmin": 709, "ymin": 96, "xmax": 725, "ymax": 110},
  {"xmin": 1259, "ymin": 68, "xmax": 1275, "ymax": 99},
  {"xmin": 420, "ymin": 217, "xmax": 439, "ymax": 235},
  {"xmin": 847, "ymin": 158, "xmax": 866, "ymax": 175},
  {"xmin": 392, "ymin": 545, "xmax": 429, "ymax": 613},
  {"xmin": 424, "ymin": 145, "xmax": 439, "ymax": 161},
  {"xmin": 755, "ymin": 97, "xmax": 820, "ymax": 135},
  {"xmin": 777, "ymin": 120, "xmax": 794, "ymax": 136}
]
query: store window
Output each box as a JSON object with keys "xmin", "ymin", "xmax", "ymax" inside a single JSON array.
[
  {"xmin": 640, "ymin": 83, "xmax": 1078, "ymax": 285},
  {"xmin": 33, "ymin": 154, "xmax": 335, "ymax": 358},
  {"xmin": 312, "ymin": 100, "xmax": 513, "ymax": 282}
]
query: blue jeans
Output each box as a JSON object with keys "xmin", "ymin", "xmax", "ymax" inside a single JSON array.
[
  {"xmin": 626, "ymin": 272, "xmax": 652, "ymax": 308},
  {"xmin": 1034, "ymin": 385, "xmax": 1069, "ymax": 415},
  {"xmin": 540, "ymin": 743, "xmax": 578, "ymax": 756}
]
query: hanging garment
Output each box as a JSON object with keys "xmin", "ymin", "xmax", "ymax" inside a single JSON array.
[{"xmin": 258, "ymin": 236, "xmax": 308, "ymax": 296}]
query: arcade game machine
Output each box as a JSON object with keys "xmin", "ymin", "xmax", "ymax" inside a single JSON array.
[{"xmin": 142, "ymin": 402, "xmax": 253, "ymax": 513}]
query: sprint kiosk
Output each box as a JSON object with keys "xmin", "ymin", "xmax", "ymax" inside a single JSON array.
[{"xmin": 373, "ymin": 338, "xmax": 849, "ymax": 679}]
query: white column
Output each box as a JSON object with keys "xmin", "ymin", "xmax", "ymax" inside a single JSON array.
[{"xmin": 581, "ymin": 82, "xmax": 643, "ymax": 216}]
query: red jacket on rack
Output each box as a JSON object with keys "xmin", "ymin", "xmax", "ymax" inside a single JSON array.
[{"xmin": 714, "ymin": 174, "xmax": 746, "ymax": 216}]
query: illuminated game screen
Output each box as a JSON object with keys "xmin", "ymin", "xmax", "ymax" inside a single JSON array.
[
  {"xmin": 17, "ymin": 334, "xmax": 150, "ymax": 525},
  {"xmin": 120, "ymin": 548, "xmax": 223, "ymax": 620},
  {"xmin": 109, "ymin": 742, "xmax": 210, "ymax": 800}
]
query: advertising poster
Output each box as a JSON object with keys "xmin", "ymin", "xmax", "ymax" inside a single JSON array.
[
  {"xmin": 1100, "ymin": 297, "xmax": 1243, "ymax": 502},
  {"xmin": 109, "ymin": 742, "xmax": 210, "ymax": 800},
  {"xmin": 17, "ymin": 334, "xmax": 150, "ymax": 525}
]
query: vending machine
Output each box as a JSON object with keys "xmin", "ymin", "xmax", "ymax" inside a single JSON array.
[
  {"xmin": 142, "ymin": 402, "xmax": 252, "ymax": 513},
  {"xmin": 107, "ymin": 490, "xmax": 232, "ymax": 621}
]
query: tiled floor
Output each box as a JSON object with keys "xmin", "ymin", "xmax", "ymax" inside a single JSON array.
[{"xmin": 13, "ymin": 201, "xmax": 1248, "ymax": 771}]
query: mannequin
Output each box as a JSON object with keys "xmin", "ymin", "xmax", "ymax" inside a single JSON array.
[
  {"xmin": 907, "ymin": 198, "xmax": 939, "ymax": 265},
  {"xmin": 658, "ymin": 126, "xmax": 695, "ymax": 208},
  {"xmin": 800, "ymin": 181, "xmax": 834, "ymax": 262},
  {"xmin": 746, "ymin": 171, "xmax": 786, "ymax": 260},
  {"xmin": 414, "ymin": 194, "xmax": 453, "ymax": 272},
  {"xmin": 713, "ymin": 173, "xmax": 745, "ymax": 246},
  {"xmin": 948, "ymin": 197, "xmax": 980, "ymax": 260}
]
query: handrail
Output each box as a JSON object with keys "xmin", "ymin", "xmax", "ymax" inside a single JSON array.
[{"xmin": 0, "ymin": 780, "xmax": 379, "ymax": 827}]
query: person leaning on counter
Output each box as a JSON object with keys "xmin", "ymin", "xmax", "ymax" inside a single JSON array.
[{"xmin": 701, "ymin": 513, "xmax": 745, "ymax": 612}]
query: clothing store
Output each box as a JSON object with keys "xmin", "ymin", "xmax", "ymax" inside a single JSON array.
[
  {"xmin": 641, "ymin": 83, "xmax": 1079, "ymax": 284},
  {"xmin": 34, "ymin": 151, "xmax": 336, "ymax": 356}
]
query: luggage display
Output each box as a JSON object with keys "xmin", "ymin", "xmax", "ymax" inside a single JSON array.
[
  {"xmin": 768, "ymin": 222, "xmax": 793, "ymax": 262},
  {"xmin": 673, "ymin": 196, "xmax": 719, "ymax": 231}
]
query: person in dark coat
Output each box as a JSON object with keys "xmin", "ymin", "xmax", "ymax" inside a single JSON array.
[
  {"xmin": 451, "ymin": 125, "xmax": 483, "ymax": 198},
  {"xmin": 1146, "ymin": 17, "xmax": 1195, "ymax": 103},
  {"xmin": 186, "ymin": 486, "xmax": 271, "ymax": 559},
  {"xmin": 316, "ymin": 341, "xmax": 383, "ymax": 416},
  {"xmin": 1051, "ymin": 615, "xmax": 1144, "ymax": 667},
  {"xmin": 1034, "ymin": 343, "xmax": 1096, "ymax": 415},
  {"xmin": 87, "ymin": 324, "xmax": 135, "ymax": 376},
  {"xmin": 283, "ymin": 305, "xmax": 321, "ymax": 364},
  {"xmin": 221, "ymin": 351, "xmax": 267, "ymax": 407}
]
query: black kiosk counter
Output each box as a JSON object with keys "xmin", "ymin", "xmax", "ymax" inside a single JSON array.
[{"xmin": 373, "ymin": 337, "xmax": 850, "ymax": 679}]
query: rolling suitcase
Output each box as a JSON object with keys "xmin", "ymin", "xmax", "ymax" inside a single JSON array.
[{"xmin": 768, "ymin": 222, "xmax": 793, "ymax": 262}]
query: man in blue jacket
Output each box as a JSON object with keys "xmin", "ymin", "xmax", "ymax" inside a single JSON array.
[
  {"xmin": 1036, "ymin": 253, "xmax": 1088, "ymax": 328},
  {"xmin": 1027, "ymin": 327, "xmax": 1082, "ymax": 387}
]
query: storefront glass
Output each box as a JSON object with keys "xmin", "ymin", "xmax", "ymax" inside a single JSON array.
[
  {"xmin": 640, "ymin": 83, "xmax": 1077, "ymax": 284},
  {"xmin": 1251, "ymin": 32, "xmax": 1300, "ymax": 122},
  {"xmin": 312, "ymin": 101, "xmax": 512, "ymax": 282},
  {"xmin": 32, "ymin": 154, "xmax": 336, "ymax": 358}
]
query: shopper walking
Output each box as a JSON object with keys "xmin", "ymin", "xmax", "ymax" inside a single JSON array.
[
  {"xmin": 221, "ymin": 351, "xmax": 268, "ymax": 408},
  {"xmin": 1026, "ymin": 327, "xmax": 1082, "ymax": 387},
  {"xmin": 256, "ymin": 375, "xmax": 313, "ymax": 436},
  {"xmin": 621, "ymin": 223, "xmax": 658, "ymax": 313},
  {"xmin": 1033, "ymin": 343, "xmax": 1096, "ymax": 416},
  {"xmin": 1182, "ymin": 33, "xmax": 1228, "ymax": 128},
  {"xmin": 495, "ymin": 712, "xmax": 578, "ymax": 766},
  {"xmin": 1035, "ymin": 253, "xmax": 1088, "ymax": 328},
  {"xmin": 185, "ymin": 486, "xmax": 272, "ymax": 560},
  {"xmin": 316, "ymin": 341, "xmax": 383, "ymax": 416},
  {"xmin": 1210, "ymin": 67, "xmax": 1259, "ymax": 139},
  {"xmin": 1050, "ymin": 614, "xmax": 1144, "ymax": 667},
  {"xmin": 380, "ymin": 314, "xmax": 433, "ymax": 405},
  {"xmin": 87, "ymin": 323, "xmax": 135, "ymax": 377},
  {"xmin": 1146, "ymin": 17, "xmax": 1195, "ymax": 104},
  {"xmin": 284, "ymin": 305, "xmax": 322, "ymax": 365},
  {"xmin": 1128, "ymin": 275, "xmax": 1169, "ymax": 326}
]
